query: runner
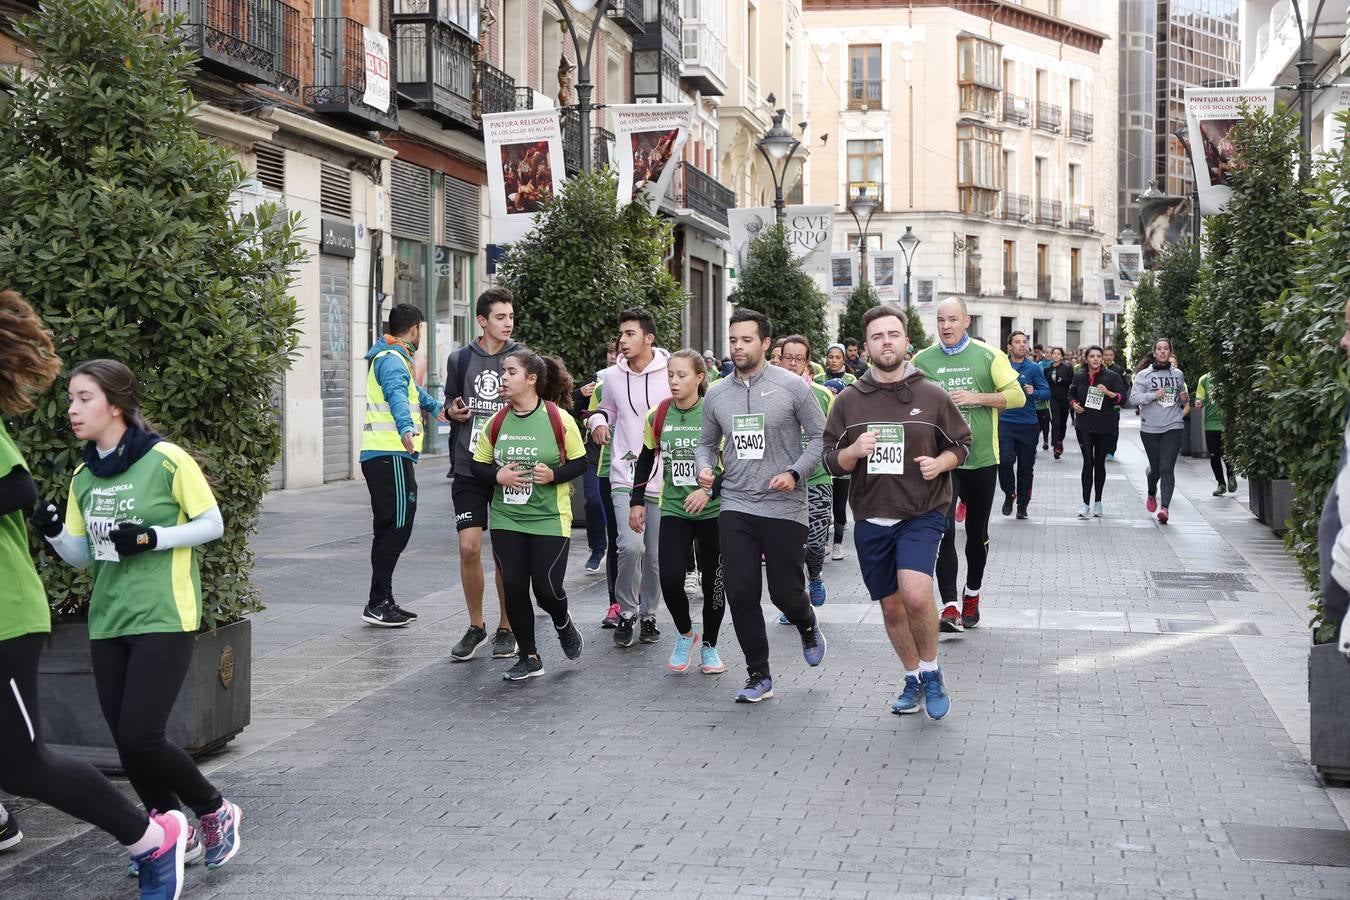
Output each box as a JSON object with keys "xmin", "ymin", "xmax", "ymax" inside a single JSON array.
[
  {"xmin": 358, "ymin": 303, "xmax": 446, "ymax": 627},
  {"xmin": 36, "ymin": 358, "xmax": 242, "ymax": 879},
  {"xmin": 1195, "ymin": 371, "xmax": 1238, "ymax": 496},
  {"xmin": 1070, "ymin": 346, "xmax": 1128, "ymax": 517},
  {"xmin": 703, "ymin": 349, "xmax": 721, "ymax": 383},
  {"xmin": 590, "ymin": 338, "xmax": 621, "ymax": 624},
  {"xmin": 843, "ymin": 337, "xmax": 868, "ymax": 377},
  {"xmin": 470, "ymin": 348, "xmax": 586, "ymax": 681},
  {"xmin": 1048, "ymin": 347, "xmax": 1073, "ymax": 459},
  {"xmin": 696, "ymin": 307, "xmax": 827, "ymax": 703},
  {"xmin": 820, "ymin": 343, "xmax": 858, "ymax": 386},
  {"xmin": 1034, "ymin": 344, "xmax": 1052, "ymax": 450},
  {"xmin": 823, "ymin": 305, "xmax": 971, "ymax": 719},
  {"xmin": 444, "ymin": 288, "xmax": 517, "ymax": 661},
  {"xmin": 629, "ymin": 351, "xmax": 726, "ymax": 675},
  {"xmin": 825, "ymin": 377, "xmax": 851, "ymax": 561},
  {"xmin": 1103, "ymin": 347, "xmax": 1127, "ymax": 461},
  {"xmin": 1129, "ymin": 338, "xmax": 1189, "ymax": 524},
  {"xmin": 572, "ymin": 369, "xmax": 608, "ymax": 575},
  {"xmin": 0, "ymin": 296, "xmax": 191, "ymax": 898},
  {"xmin": 587, "ymin": 309, "xmax": 670, "ymax": 647},
  {"xmin": 997, "ymin": 331, "xmax": 1050, "ymax": 519},
  {"xmin": 779, "ymin": 335, "xmax": 836, "ymax": 610},
  {"xmin": 911, "ymin": 298, "xmax": 1025, "ymax": 631}
]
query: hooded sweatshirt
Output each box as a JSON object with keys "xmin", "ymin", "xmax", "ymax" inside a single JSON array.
[
  {"xmin": 1129, "ymin": 363, "xmax": 1187, "ymax": 434},
  {"xmin": 445, "ymin": 337, "xmax": 520, "ymax": 474},
  {"xmin": 586, "ymin": 347, "xmax": 672, "ymax": 491},
  {"xmin": 361, "ymin": 337, "xmax": 443, "ymax": 463},
  {"xmin": 822, "ymin": 366, "xmax": 972, "ymax": 521}
]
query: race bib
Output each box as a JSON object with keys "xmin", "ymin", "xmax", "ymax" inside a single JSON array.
[
  {"xmin": 1085, "ymin": 385, "xmax": 1105, "ymax": 410},
  {"xmin": 1160, "ymin": 387, "xmax": 1177, "ymax": 408},
  {"xmin": 469, "ymin": 415, "xmax": 489, "ymax": 450},
  {"xmin": 732, "ymin": 414, "xmax": 765, "ymax": 461},
  {"xmin": 670, "ymin": 458, "xmax": 698, "ymax": 487},
  {"xmin": 87, "ymin": 516, "xmax": 121, "ymax": 563},
  {"xmin": 501, "ymin": 462, "xmax": 533, "ymax": 505},
  {"xmin": 866, "ymin": 425, "xmax": 905, "ymax": 475}
]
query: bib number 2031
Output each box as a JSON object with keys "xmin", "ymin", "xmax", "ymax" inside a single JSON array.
[
  {"xmin": 731, "ymin": 413, "xmax": 766, "ymax": 461},
  {"xmin": 866, "ymin": 424, "xmax": 905, "ymax": 476}
]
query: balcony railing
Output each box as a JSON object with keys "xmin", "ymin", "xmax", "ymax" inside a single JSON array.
[
  {"xmin": 273, "ymin": 2, "xmax": 302, "ymax": 96},
  {"xmin": 1071, "ymin": 277, "xmax": 1085, "ymax": 302},
  {"xmin": 670, "ymin": 161, "xmax": 736, "ymax": 226},
  {"xmin": 1002, "ymin": 93, "xmax": 1029, "ymax": 125},
  {"xmin": 1069, "ymin": 204, "xmax": 1095, "ymax": 231},
  {"xmin": 1035, "ymin": 101, "xmax": 1062, "ymax": 132},
  {"xmin": 1035, "ymin": 198, "xmax": 1062, "ymax": 226},
  {"xmin": 1003, "ymin": 271, "xmax": 1018, "ymax": 298},
  {"xmin": 309, "ymin": 17, "xmax": 398, "ymax": 129},
  {"xmin": 636, "ymin": 0, "xmax": 681, "ymax": 58},
  {"xmin": 394, "ymin": 21, "xmax": 473, "ymax": 129},
  {"xmin": 593, "ymin": 127, "xmax": 616, "ymax": 169},
  {"xmin": 682, "ymin": 24, "xmax": 727, "ymax": 95},
  {"xmin": 964, "ymin": 263, "xmax": 981, "ymax": 296},
  {"xmin": 999, "ymin": 192, "xmax": 1029, "ymax": 221},
  {"xmin": 514, "ymin": 86, "xmax": 536, "ymax": 110},
  {"xmin": 606, "ymin": 0, "xmax": 646, "ymax": 35},
  {"xmin": 1036, "ymin": 273, "xmax": 1052, "ymax": 300},
  {"xmin": 959, "ymin": 84, "xmax": 1000, "ymax": 119},
  {"xmin": 561, "ymin": 108, "xmax": 582, "ymax": 175},
  {"xmin": 480, "ymin": 61, "xmax": 515, "ymax": 117},
  {"xmin": 847, "ymin": 180, "xmax": 883, "ymax": 210},
  {"xmin": 165, "ymin": 0, "xmax": 292, "ymax": 84},
  {"xmin": 392, "ymin": 0, "xmax": 478, "ymax": 37},
  {"xmin": 848, "ymin": 79, "xmax": 882, "ymax": 110},
  {"xmin": 1070, "ymin": 110, "xmax": 1094, "ymax": 141}
]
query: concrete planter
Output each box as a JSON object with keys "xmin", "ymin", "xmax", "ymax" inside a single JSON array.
[
  {"xmin": 1188, "ymin": 411, "xmax": 1209, "ymax": 458},
  {"xmin": 1180, "ymin": 414, "xmax": 1193, "ymax": 457},
  {"xmin": 1310, "ymin": 641, "xmax": 1350, "ymax": 786},
  {"xmin": 37, "ymin": 618, "xmax": 252, "ymax": 773},
  {"xmin": 1249, "ymin": 476, "xmax": 1268, "ymax": 523},
  {"xmin": 1267, "ymin": 478, "xmax": 1292, "ymax": 536}
]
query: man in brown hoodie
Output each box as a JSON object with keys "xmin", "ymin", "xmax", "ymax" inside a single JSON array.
[{"xmin": 823, "ymin": 305, "xmax": 971, "ymax": 720}]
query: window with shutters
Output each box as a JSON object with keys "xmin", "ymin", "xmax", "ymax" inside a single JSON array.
[
  {"xmin": 320, "ymin": 163, "xmax": 352, "ymax": 219},
  {"xmin": 390, "ymin": 160, "xmax": 432, "ymax": 241},
  {"xmin": 442, "ymin": 175, "xmax": 480, "ymax": 253},
  {"xmin": 255, "ymin": 144, "xmax": 285, "ymax": 194}
]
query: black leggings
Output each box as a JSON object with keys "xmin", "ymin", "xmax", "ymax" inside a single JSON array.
[
  {"xmin": 0, "ymin": 634, "xmax": 148, "ymax": 845},
  {"xmin": 658, "ymin": 515, "xmax": 725, "ymax": 645},
  {"xmin": 1077, "ymin": 429, "xmax": 1113, "ymax": 503},
  {"xmin": 938, "ymin": 465, "xmax": 998, "ymax": 604},
  {"xmin": 1141, "ymin": 429, "xmax": 1184, "ymax": 507},
  {"xmin": 1037, "ymin": 408, "xmax": 1050, "ymax": 445},
  {"xmin": 1050, "ymin": 399, "xmax": 1070, "ymax": 447},
  {"xmin": 491, "ymin": 530, "xmax": 570, "ymax": 659},
  {"xmin": 832, "ymin": 476, "xmax": 849, "ymax": 543},
  {"xmin": 1206, "ymin": 430, "xmax": 1234, "ymax": 484},
  {"xmin": 91, "ymin": 632, "xmax": 223, "ymax": 819}
]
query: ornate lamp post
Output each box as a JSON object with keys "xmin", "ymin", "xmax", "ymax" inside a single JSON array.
[
  {"xmin": 554, "ymin": 0, "xmax": 612, "ymax": 173},
  {"xmin": 897, "ymin": 226, "xmax": 921, "ymax": 307},
  {"xmin": 846, "ymin": 184, "xmax": 879, "ymax": 286},
  {"xmin": 756, "ymin": 107, "xmax": 803, "ymax": 223}
]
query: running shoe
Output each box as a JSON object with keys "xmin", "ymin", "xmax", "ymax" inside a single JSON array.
[
  {"xmin": 135, "ymin": 809, "xmax": 187, "ymax": 900},
  {"xmin": 734, "ymin": 673, "xmax": 774, "ymax": 703},
  {"xmin": 961, "ymin": 593, "xmax": 980, "ymax": 629},
  {"xmin": 939, "ymin": 604, "xmax": 965, "ymax": 633},
  {"xmin": 1015, "ymin": 507, "xmax": 1028, "ymax": 520},
  {"xmin": 0, "ymin": 809, "xmax": 20, "ymax": 852},
  {"xmin": 920, "ymin": 669, "xmax": 951, "ymax": 720},
  {"xmin": 361, "ymin": 600, "xmax": 409, "ymax": 628},
  {"xmin": 1077, "ymin": 503, "xmax": 1090, "ymax": 518},
  {"xmin": 1228, "ymin": 473, "xmax": 1238, "ymax": 493},
  {"xmin": 449, "ymin": 625, "xmax": 488, "ymax": 661},
  {"xmin": 668, "ymin": 631, "xmax": 699, "ymax": 673},
  {"xmin": 777, "ymin": 612, "xmax": 792, "ymax": 625},
  {"xmin": 684, "ymin": 571, "xmax": 701, "ymax": 594},
  {"xmin": 503, "ymin": 655, "xmax": 544, "ymax": 681},
  {"xmin": 809, "ymin": 578, "xmax": 826, "ymax": 607},
  {"xmin": 1213, "ymin": 483, "xmax": 1227, "ymax": 497},
  {"xmin": 556, "ymin": 616, "xmax": 583, "ymax": 660},
  {"xmin": 955, "ymin": 500, "xmax": 967, "ymax": 524},
  {"xmin": 491, "ymin": 628, "xmax": 517, "ymax": 659},
  {"xmin": 639, "ymin": 617, "xmax": 661, "ymax": 643},
  {"xmin": 1001, "ymin": 493, "xmax": 1015, "ymax": 516},
  {"xmin": 128, "ymin": 825, "xmax": 203, "ymax": 877},
  {"xmin": 1105, "ymin": 452, "xmax": 1115, "ymax": 462},
  {"xmin": 890, "ymin": 675, "xmax": 923, "ymax": 715},
  {"xmin": 584, "ymin": 549, "xmax": 605, "ymax": 574},
  {"xmin": 700, "ymin": 643, "xmax": 725, "ymax": 674},
  {"xmin": 831, "ymin": 543, "xmax": 844, "ymax": 561},
  {"xmin": 613, "ymin": 615, "xmax": 636, "ymax": 647},
  {"xmin": 1092, "ymin": 501, "xmax": 1103, "ymax": 518},
  {"xmin": 200, "ymin": 800, "xmax": 242, "ymax": 871},
  {"xmin": 1146, "ymin": 495, "xmax": 1158, "ymax": 513},
  {"xmin": 391, "ymin": 601, "xmax": 418, "ymax": 621},
  {"xmin": 601, "ymin": 602, "xmax": 621, "ymax": 629},
  {"xmin": 1042, "ymin": 441, "xmax": 1049, "ymax": 450},
  {"xmin": 1053, "ymin": 443, "xmax": 1063, "ymax": 459},
  {"xmin": 1157, "ymin": 506, "xmax": 1170, "ymax": 525},
  {"xmin": 800, "ymin": 621, "xmax": 827, "ymax": 667}
]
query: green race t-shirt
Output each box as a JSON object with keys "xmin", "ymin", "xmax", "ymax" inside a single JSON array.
[
  {"xmin": 644, "ymin": 399, "xmax": 719, "ymax": 521},
  {"xmin": 475, "ymin": 403, "xmax": 587, "ymax": 537},
  {"xmin": 1196, "ymin": 373, "xmax": 1224, "ymax": 431},
  {"xmin": 0, "ymin": 420, "xmax": 50, "ymax": 641},
  {"xmin": 806, "ymin": 381, "xmax": 834, "ymax": 486},
  {"xmin": 588, "ymin": 383, "xmax": 609, "ymax": 478},
  {"xmin": 912, "ymin": 338, "xmax": 1021, "ymax": 470},
  {"xmin": 66, "ymin": 442, "xmax": 217, "ymax": 640}
]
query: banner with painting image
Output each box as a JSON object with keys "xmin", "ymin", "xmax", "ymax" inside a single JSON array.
[
  {"xmin": 483, "ymin": 109, "xmax": 566, "ymax": 244},
  {"xmin": 1182, "ymin": 88, "xmax": 1276, "ymax": 215},
  {"xmin": 612, "ymin": 103, "xmax": 694, "ymax": 214}
]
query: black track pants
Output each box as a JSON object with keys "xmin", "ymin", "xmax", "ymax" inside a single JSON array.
[
  {"xmin": 363, "ymin": 455, "xmax": 418, "ymax": 604},
  {"xmin": 658, "ymin": 515, "xmax": 725, "ymax": 645},
  {"xmin": 719, "ymin": 511, "xmax": 814, "ymax": 679},
  {"xmin": 937, "ymin": 465, "xmax": 998, "ymax": 604},
  {"xmin": 1078, "ymin": 429, "xmax": 1113, "ymax": 503}
]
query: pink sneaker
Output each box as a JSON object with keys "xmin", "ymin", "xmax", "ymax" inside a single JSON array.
[
  {"xmin": 1146, "ymin": 496, "xmax": 1158, "ymax": 513},
  {"xmin": 601, "ymin": 603, "xmax": 621, "ymax": 629},
  {"xmin": 1157, "ymin": 506, "xmax": 1169, "ymax": 524}
]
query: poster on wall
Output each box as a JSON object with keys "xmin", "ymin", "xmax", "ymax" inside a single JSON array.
[
  {"xmin": 1182, "ymin": 88, "xmax": 1276, "ymax": 215},
  {"xmin": 728, "ymin": 206, "xmax": 835, "ymax": 275},
  {"xmin": 870, "ymin": 252, "xmax": 898, "ymax": 299},
  {"xmin": 611, "ymin": 103, "xmax": 693, "ymax": 214},
  {"xmin": 362, "ymin": 27, "xmax": 390, "ymax": 112},
  {"xmin": 483, "ymin": 110, "xmax": 566, "ymax": 245},
  {"xmin": 830, "ymin": 253, "xmax": 855, "ymax": 301},
  {"xmin": 913, "ymin": 277, "xmax": 936, "ymax": 309}
]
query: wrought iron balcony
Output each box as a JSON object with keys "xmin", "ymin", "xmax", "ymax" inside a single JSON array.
[
  {"xmin": 1003, "ymin": 271, "xmax": 1018, "ymax": 298},
  {"xmin": 394, "ymin": 21, "xmax": 473, "ymax": 130},
  {"xmin": 670, "ymin": 161, "xmax": 735, "ymax": 226},
  {"xmin": 1069, "ymin": 204, "xmax": 1095, "ymax": 232},
  {"xmin": 514, "ymin": 86, "xmax": 536, "ymax": 110},
  {"xmin": 1035, "ymin": 198, "xmax": 1062, "ymax": 226},
  {"xmin": 1036, "ymin": 273, "xmax": 1052, "ymax": 300},
  {"xmin": 391, "ymin": 0, "xmax": 478, "ymax": 38},
  {"xmin": 480, "ymin": 61, "xmax": 515, "ymax": 116},
  {"xmin": 1002, "ymin": 93, "xmax": 1029, "ymax": 125},
  {"xmin": 999, "ymin": 192, "xmax": 1029, "ymax": 221},
  {"xmin": 273, "ymin": 2, "xmax": 302, "ymax": 96},
  {"xmin": 561, "ymin": 108, "xmax": 582, "ymax": 175},
  {"xmin": 308, "ymin": 17, "xmax": 398, "ymax": 130},
  {"xmin": 165, "ymin": 0, "xmax": 294, "ymax": 85},
  {"xmin": 606, "ymin": 0, "xmax": 646, "ymax": 35},
  {"xmin": 1070, "ymin": 110, "xmax": 1094, "ymax": 141},
  {"xmin": 964, "ymin": 262, "xmax": 981, "ymax": 296},
  {"xmin": 1071, "ymin": 277, "xmax": 1085, "ymax": 302},
  {"xmin": 594, "ymin": 127, "xmax": 616, "ymax": 169},
  {"xmin": 847, "ymin": 181, "xmax": 884, "ymax": 210},
  {"xmin": 848, "ymin": 79, "xmax": 882, "ymax": 110},
  {"xmin": 1035, "ymin": 101, "xmax": 1062, "ymax": 133}
]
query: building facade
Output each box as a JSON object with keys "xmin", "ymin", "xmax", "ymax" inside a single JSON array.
[
  {"xmin": 804, "ymin": 0, "xmax": 1117, "ymax": 352},
  {"xmin": 1240, "ymin": 0, "xmax": 1350, "ymax": 150}
]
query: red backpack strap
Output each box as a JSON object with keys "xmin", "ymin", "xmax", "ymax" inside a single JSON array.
[
  {"xmin": 485, "ymin": 407, "xmax": 511, "ymax": 450},
  {"xmin": 652, "ymin": 398, "xmax": 673, "ymax": 448},
  {"xmin": 544, "ymin": 401, "xmax": 568, "ymax": 465}
]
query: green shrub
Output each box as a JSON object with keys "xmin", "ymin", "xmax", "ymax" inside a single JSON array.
[
  {"xmin": 1124, "ymin": 270, "xmax": 1159, "ymax": 369},
  {"xmin": 1125, "ymin": 244, "xmax": 1198, "ymax": 382},
  {"xmin": 0, "ymin": 0, "xmax": 304, "ymax": 627},
  {"xmin": 835, "ymin": 282, "xmax": 877, "ymax": 349},
  {"xmin": 1186, "ymin": 212, "xmax": 1233, "ymax": 380},
  {"xmin": 730, "ymin": 223, "xmax": 828, "ymax": 353}
]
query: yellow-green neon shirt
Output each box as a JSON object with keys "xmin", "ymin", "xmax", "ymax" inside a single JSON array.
[
  {"xmin": 643, "ymin": 399, "xmax": 717, "ymax": 520},
  {"xmin": 912, "ymin": 338, "xmax": 1022, "ymax": 470},
  {"xmin": 474, "ymin": 404, "xmax": 587, "ymax": 537},
  {"xmin": 0, "ymin": 420, "xmax": 50, "ymax": 641}
]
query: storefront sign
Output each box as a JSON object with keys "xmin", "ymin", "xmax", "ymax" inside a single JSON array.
[
  {"xmin": 483, "ymin": 110, "xmax": 566, "ymax": 245},
  {"xmin": 1182, "ymin": 88, "xmax": 1275, "ymax": 215},
  {"xmin": 729, "ymin": 206, "xmax": 835, "ymax": 276},
  {"xmin": 611, "ymin": 103, "xmax": 694, "ymax": 214},
  {"xmin": 321, "ymin": 219, "xmax": 356, "ymax": 258},
  {"xmin": 362, "ymin": 27, "xmax": 390, "ymax": 113}
]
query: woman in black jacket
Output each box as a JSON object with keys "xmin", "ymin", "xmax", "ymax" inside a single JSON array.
[
  {"xmin": 1070, "ymin": 345, "xmax": 1129, "ymax": 517},
  {"xmin": 1048, "ymin": 347, "xmax": 1074, "ymax": 459}
]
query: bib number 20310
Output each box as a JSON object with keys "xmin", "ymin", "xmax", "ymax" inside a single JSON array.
[{"xmin": 731, "ymin": 413, "xmax": 766, "ymax": 461}]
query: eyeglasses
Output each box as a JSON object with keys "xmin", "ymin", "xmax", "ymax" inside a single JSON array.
[{"xmin": 781, "ymin": 354, "xmax": 808, "ymax": 364}]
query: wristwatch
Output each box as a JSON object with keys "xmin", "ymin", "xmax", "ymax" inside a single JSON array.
[{"xmin": 786, "ymin": 468, "xmax": 801, "ymax": 486}]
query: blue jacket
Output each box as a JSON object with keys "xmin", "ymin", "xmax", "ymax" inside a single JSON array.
[
  {"xmin": 999, "ymin": 356, "xmax": 1051, "ymax": 427},
  {"xmin": 359, "ymin": 337, "xmax": 443, "ymax": 463}
]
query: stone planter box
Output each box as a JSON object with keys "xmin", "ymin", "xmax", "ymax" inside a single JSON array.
[
  {"xmin": 1310, "ymin": 641, "xmax": 1350, "ymax": 786},
  {"xmin": 1267, "ymin": 478, "xmax": 1292, "ymax": 536},
  {"xmin": 37, "ymin": 618, "xmax": 251, "ymax": 773},
  {"xmin": 1188, "ymin": 411, "xmax": 1209, "ymax": 458},
  {"xmin": 1249, "ymin": 476, "xmax": 1268, "ymax": 523}
]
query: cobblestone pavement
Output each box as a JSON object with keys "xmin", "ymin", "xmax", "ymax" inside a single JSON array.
[{"xmin": 5, "ymin": 422, "xmax": 1350, "ymax": 899}]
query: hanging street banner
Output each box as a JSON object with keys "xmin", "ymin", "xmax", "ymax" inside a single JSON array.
[
  {"xmin": 1115, "ymin": 244, "xmax": 1143, "ymax": 289},
  {"xmin": 830, "ymin": 253, "xmax": 856, "ymax": 301},
  {"xmin": 362, "ymin": 27, "xmax": 390, "ymax": 112},
  {"xmin": 728, "ymin": 206, "xmax": 835, "ymax": 276},
  {"xmin": 913, "ymin": 277, "xmax": 936, "ymax": 309},
  {"xmin": 870, "ymin": 251, "xmax": 899, "ymax": 300},
  {"xmin": 612, "ymin": 103, "xmax": 694, "ymax": 214},
  {"xmin": 1182, "ymin": 88, "xmax": 1275, "ymax": 215},
  {"xmin": 1100, "ymin": 274, "xmax": 1123, "ymax": 315},
  {"xmin": 483, "ymin": 110, "xmax": 565, "ymax": 245}
]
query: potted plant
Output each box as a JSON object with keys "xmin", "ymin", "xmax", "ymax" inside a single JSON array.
[{"xmin": 0, "ymin": 0, "xmax": 302, "ymax": 767}]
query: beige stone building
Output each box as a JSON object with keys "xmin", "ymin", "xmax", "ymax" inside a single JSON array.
[{"xmin": 804, "ymin": 0, "xmax": 1119, "ymax": 351}]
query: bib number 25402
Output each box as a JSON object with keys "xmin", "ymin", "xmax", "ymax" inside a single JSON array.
[{"xmin": 732, "ymin": 414, "xmax": 765, "ymax": 461}]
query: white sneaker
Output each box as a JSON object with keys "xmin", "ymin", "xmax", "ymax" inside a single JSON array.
[
  {"xmin": 831, "ymin": 543, "xmax": 844, "ymax": 561},
  {"xmin": 1077, "ymin": 503, "xmax": 1090, "ymax": 518}
]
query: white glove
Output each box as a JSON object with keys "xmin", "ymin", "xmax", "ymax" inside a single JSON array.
[{"xmin": 1340, "ymin": 606, "xmax": 1350, "ymax": 659}]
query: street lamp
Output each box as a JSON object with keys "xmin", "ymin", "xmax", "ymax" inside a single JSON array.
[
  {"xmin": 1172, "ymin": 127, "xmax": 1202, "ymax": 248},
  {"xmin": 756, "ymin": 107, "xmax": 803, "ymax": 223},
  {"xmin": 846, "ymin": 184, "xmax": 878, "ymax": 286},
  {"xmin": 554, "ymin": 0, "xmax": 612, "ymax": 174},
  {"xmin": 897, "ymin": 226, "xmax": 921, "ymax": 307}
]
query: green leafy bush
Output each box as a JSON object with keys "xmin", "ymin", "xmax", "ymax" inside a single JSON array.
[
  {"xmin": 0, "ymin": 0, "xmax": 304, "ymax": 627},
  {"xmin": 835, "ymin": 282, "xmax": 877, "ymax": 349},
  {"xmin": 1186, "ymin": 212, "xmax": 1233, "ymax": 380},
  {"xmin": 1124, "ymin": 270, "xmax": 1159, "ymax": 369},
  {"xmin": 730, "ymin": 223, "xmax": 827, "ymax": 353},
  {"xmin": 1124, "ymin": 244, "xmax": 1198, "ymax": 382}
]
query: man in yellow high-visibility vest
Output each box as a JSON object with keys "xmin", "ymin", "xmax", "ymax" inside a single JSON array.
[{"xmin": 360, "ymin": 302, "xmax": 446, "ymax": 627}]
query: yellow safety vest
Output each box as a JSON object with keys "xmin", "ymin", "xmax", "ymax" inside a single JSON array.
[{"xmin": 362, "ymin": 348, "xmax": 423, "ymax": 454}]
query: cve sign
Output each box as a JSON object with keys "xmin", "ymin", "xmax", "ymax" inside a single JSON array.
[{"xmin": 321, "ymin": 219, "xmax": 356, "ymax": 258}]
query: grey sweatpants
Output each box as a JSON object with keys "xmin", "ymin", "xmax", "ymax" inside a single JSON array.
[{"xmin": 613, "ymin": 490, "xmax": 661, "ymax": 620}]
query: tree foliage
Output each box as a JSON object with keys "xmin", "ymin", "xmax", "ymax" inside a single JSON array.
[
  {"xmin": 729, "ymin": 223, "xmax": 827, "ymax": 353},
  {"xmin": 1125, "ymin": 244, "xmax": 1198, "ymax": 381},
  {"xmin": 1186, "ymin": 212, "xmax": 1233, "ymax": 380},
  {"xmin": 835, "ymin": 282, "xmax": 877, "ymax": 349},
  {"xmin": 0, "ymin": 0, "xmax": 304, "ymax": 627},
  {"xmin": 497, "ymin": 172, "xmax": 687, "ymax": 375}
]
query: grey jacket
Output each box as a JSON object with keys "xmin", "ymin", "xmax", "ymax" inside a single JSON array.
[
  {"xmin": 445, "ymin": 339, "xmax": 520, "ymax": 473},
  {"xmin": 696, "ymin": 362, "xmax": 825, "ymax": 525},
  {"xmin": 1129, "ymin": 364, "xmax": 1188, "ymax": 434}
]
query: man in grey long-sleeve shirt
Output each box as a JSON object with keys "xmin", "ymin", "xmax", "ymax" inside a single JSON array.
[{"xmin": 696, "ymin": 308, "xmax": 827, "ymax": 703}]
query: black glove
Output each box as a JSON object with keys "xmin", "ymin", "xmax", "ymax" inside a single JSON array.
[
  {"xmin": 28, "ymin": 500, "xmax": 63, "ymax": 538},
  {"xmin": 109, "ymin": 523, "xmax": 157, "ymax": 557}
]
